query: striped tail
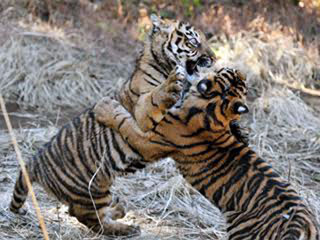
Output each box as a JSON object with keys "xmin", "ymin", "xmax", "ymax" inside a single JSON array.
[{"xmin": 10, "ymin": 166, "xmax": 34, "ymax": 214}]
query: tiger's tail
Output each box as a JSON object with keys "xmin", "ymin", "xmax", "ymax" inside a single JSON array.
[{"xmin": 10, "ymin": 163, "xmax": 35, "ymax": 214}]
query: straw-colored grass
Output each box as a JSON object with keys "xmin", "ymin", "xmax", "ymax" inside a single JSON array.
[
  {"xmin": 0, "ymin": 34, "xmax": 130, "ymax": 112},
  {"xmin": 0, "ymin": 95, "xmax": 49, "ymax": 240},
  {"xmin": 0, "ymin": 16, "xmax": 320, "ymax": 240}
]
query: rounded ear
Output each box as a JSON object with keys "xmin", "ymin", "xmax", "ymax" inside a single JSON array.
[
  {"xmin": 235, "ymin": 70, "xmax": 246, "ymax": 82},
  {"xmin": 150, "ymin": 14, "xmax": 161, "ymax": 28},
  {"xmin": 150, "ymin": 14, "xmax": 172, "ymax": 34}
]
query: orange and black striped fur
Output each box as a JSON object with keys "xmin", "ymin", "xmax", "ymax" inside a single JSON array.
[
  {"xmin": 97, "ymin": 67, "xmax": 320, "ymax": 240},
  {"xmin": 9, "ymin": 107, "xmax": 146, "ymax": 235},
  {"xmin": 10, "ymin": 16, "xmax": 215, "ymax": 236},
  {"xmin": 115, "ymin": 14, "xmax": 216, "ymax": 132}
]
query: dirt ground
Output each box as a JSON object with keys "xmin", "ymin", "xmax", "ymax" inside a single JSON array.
[{"xmin": 0, "ymin": 1, "xmax": 320, "ymax": 240}]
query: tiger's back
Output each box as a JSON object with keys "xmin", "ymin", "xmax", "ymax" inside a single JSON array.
[{"xmin": 100, "ymin": 67, "xmax": 320, "ymax": 239}]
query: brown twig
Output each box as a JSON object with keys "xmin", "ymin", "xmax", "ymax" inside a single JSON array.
[
  {"xmin": 0, "ymin": 95, "xmax": 50, "ymax": 240},
  {"xmin": 117, "ymin": 0, "xmax": 123, "ymax": 18},
  {"xmin": 273, "ymin": 79, "xmax": 320, "ymax": 97}
]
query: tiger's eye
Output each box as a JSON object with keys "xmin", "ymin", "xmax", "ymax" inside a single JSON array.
[{"xmin": 188, "ymin": 38, "xmax": 198, "ymax": 47}]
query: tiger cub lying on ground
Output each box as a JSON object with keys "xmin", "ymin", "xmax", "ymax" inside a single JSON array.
[
  {"xmin": 9, "ymin": 16, "xmax": 215, "ymax": 236},
  {"xmin": 95, "ymin": 67, "xmax": 320, "ymax": 239}
]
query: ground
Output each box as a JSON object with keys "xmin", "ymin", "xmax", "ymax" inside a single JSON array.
[{"xmin": 0, "ymin": 1, "xmax": 320, "ymax": 240}]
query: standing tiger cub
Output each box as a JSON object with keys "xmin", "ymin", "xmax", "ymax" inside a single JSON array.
[
  {"xmin": 96, "ymin": 68, "xmax": 320, "ymax": 240},
  {"xmin": 114, "ymin": 14, "xmax": 216, "ymax": 132},
  {"xmin": 9, "ymin": 16, "xmax": 215, "ymax": 236}
]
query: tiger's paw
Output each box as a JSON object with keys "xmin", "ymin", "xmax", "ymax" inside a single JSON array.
[
  {"xmin": 92, "ymin": 222, "xmax": 141, "ymax": 237},
  {"xmin": 93, "ymin": 97, "xmax": 129, "ymax": 130},
  {"xmin": 110, "ymin": 203, "xmax": 126, "ymax": 220},
  {"xmin": 107, "ymin": 223, "xmax": 141, "ymax": 237},
  {"xmin": 174, "ymin": 65, "xmax": 186, "ymax": 81},
  {"xmin": 155, "ymin": 65, "xmax": 186, "ymax": 111},
  {"xmin": 10, "ymin": 207, "xmax": 27, "ymax": 215}
]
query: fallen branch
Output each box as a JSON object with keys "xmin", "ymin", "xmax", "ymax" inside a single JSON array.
[{"xmin": 273, "ymin": 79, "xmax": 320, "ymax": 97}]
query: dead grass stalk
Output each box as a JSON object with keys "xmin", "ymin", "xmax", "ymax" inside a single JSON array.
[{"xmin": 0, "ymin": 95, "xmax": 50, "ymax": 240}]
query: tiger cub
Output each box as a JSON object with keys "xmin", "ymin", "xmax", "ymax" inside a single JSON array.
[
  {"xmin": 111, "ymin": 14, "xmax": 216, "ymax": 132},
  {"xmin": 95, "ymin": 68, "xmax": 320, "ymax": 240},
  {"xmin": 9, "ymin": 16, "xmax": 215, "ymax": 236},
  {"xmin": 9, "ymin": 67, "xmax": 188, "ymax": 236}
]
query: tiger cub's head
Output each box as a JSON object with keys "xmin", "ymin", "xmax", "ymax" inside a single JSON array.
[
  {"xmin": 149, "ymin": 14, "xmax": 216, "ymax": 75},
  {"xmin": 172, "ymin": 67, "xmax": 249, "ymax": 144}
]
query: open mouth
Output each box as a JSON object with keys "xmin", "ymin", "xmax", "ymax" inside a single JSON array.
[{"xmin": 186, "ymin": 56, "xmax": 213, "ymax": 75}]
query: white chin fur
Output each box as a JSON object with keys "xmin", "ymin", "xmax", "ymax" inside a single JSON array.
[{"xmin": 186, "ymin": 73, "xmax": 197, "ymax": 83}]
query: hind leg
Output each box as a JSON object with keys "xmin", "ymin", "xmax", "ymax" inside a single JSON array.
[{"xmin": 69, "ymin": 199, "xmax": 140, "ymax": 236}]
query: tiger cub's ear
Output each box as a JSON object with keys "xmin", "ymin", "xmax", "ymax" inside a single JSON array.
[
  {"xmin": 150, "ymin": 14, "xmax": 161, "ymax": 27},
  {"xmin": 150, "ymin": 14, "xmax": 171, "ymax": 33},
  {"xmin": 235, "ymin": 70, "xmax": 246, "ymax": 82}
]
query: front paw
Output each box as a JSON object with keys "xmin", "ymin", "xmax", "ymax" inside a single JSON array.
[
  {"xmin": 174, "ymin": 65, "xmax": 186, "ymax": 81},
  {"xmin": 160, "ymin": 65, "xmax": 186, "ymax": 109},
  {"xmin": 93, "ymin": 97, "xmax": 124, "ymax": 129}
]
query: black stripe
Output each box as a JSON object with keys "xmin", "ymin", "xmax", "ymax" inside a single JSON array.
[
  {"xmin": 206, "ymin": 102, "xmax": 224, "ymax": 127},
  {"xmin": 162, "ymin": 40, "xmax": 175, "ymax": 69},
  {"xmin": 41, "ymin": 151, "xmax": 88, "ymax": 198},
  {"xmin": 167, "ymin": 112, "xmax": 181, "ymax": 121},
  {"xmin": 197, "ymin": 145, "xmax": 248, "ymax": 194},
  {"xmin": 129, "ymin": 78, "xmax": 140, "ymax": 97},
  {"xmin": 184, "ymin": 107, "xmax": 202, "ymax": 124},
  {"xmin": 181, "ymin": 127, "xmax": 206, "ymax": 138},
  {"xmin": 144, "ymin": 77, "xmax": 158, "ymax": 87},
  {"xmin": 118, "ymin": 117, "xmax": 129, "ymax": 130},
  {"xmin": 161, "ymin": 116, "xmax": 172, "ymax": 124},
  {"xmin": 110, "ymin": 130, "xmax": 128, "ymax": 164},
  {"xmin": 139, "ymin": 68, "xmax": 162, "ymax": 84},
  {"xmin": 103, "ymin": 129, "xmax": 121, "ymax": 172},
  {"xmin": 47, "ymin": 143, "xmax": 91, "ymax": 194},
  {"xmin": 148, "ymin": 63, "xmax": 169, "ymax": 79},
  {"xmin": 147, "ymin": 113, "xmax": 160, "ymax": 130},
  {"xmin": 152, "ymin": 128, "xmax": 165, "ymax": 138},
  {"xmin": 151, "ymin": 94, "xmax": 158, "ymax": 107},
  {"xmin": 149, "ymin": 45, "xmax": 169, "ymax": 78}
]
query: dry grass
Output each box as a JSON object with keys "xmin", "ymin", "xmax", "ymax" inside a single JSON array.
[
  {"xmin": 1, "ymin": 8, "xmax": 320, "ymax": 240},
  {"xmin": 0, "ymin": 33, "xmax": 132, "ymax": 113},
  {"xmin": 0, "ymin": 95, "xmax": 50, "ymax": 239}
]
